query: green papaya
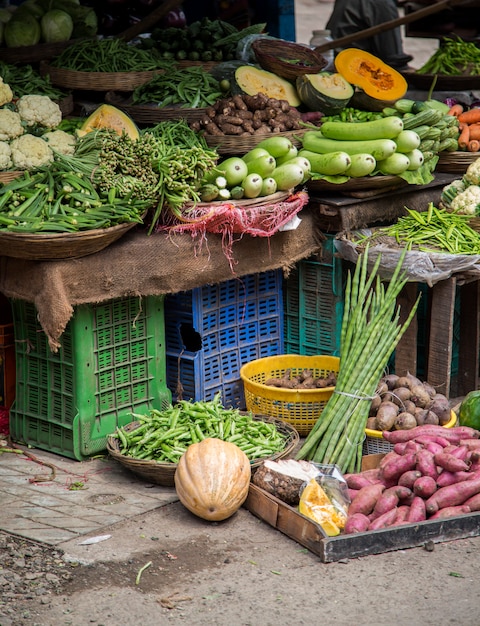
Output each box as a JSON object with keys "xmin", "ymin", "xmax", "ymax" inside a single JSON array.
[{"xmin": 458, "ymin": 391, "xmax": 480, "ymax": 431}]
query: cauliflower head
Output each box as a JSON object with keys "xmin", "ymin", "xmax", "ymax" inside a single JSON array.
[
  {"xmin": 42, "ymin": 129, "xmax": 76, "ymax": 155},
  {"xmin": 10, "ymin": 134, "xmax": 54, "ymax": 170},
  {"xmin": 450, "ymin": 184, "xmax": 480, "ymax": 215},
  {"xmin": 0, "ymin": 109, "xmax": 24, "ymax": 141},
  {"xmin": 16, "ymin": 95, "xmax": 62, "ymax": 129},
  {"xmin": 464, "ymin": 158, "xmax": 480, "ymax": 186},
  {"xmin": 0, "ymin": 141, "xmax": 12, "ymax": 170},
  {"xmin": 0, "ymin": 78, "xmax": 13, "ymax": 107},
  {"xmin": 440, "ymin": 178, "xmax": 466, "ymax": 209}
]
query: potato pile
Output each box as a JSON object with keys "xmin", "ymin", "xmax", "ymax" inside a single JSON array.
[
  {"xmin": 190, "ymin": 93, "xmax": 303, "ymax": 136},
  {"xmin": 367, "ymin": 372, "xmax": 451, "ymax": 432}
]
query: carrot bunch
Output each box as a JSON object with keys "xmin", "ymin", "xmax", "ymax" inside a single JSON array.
[{"xmin": 448, "ymin": 103, "xmax": 480, "ymax": 152}]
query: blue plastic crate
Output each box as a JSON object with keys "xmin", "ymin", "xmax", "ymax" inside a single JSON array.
[
  {"xmin": 283, "ymin": 235, "xmax": 344, "ymax": 356},
  {"xmin": 165, "ymin": 270, "xmax": 284, "ymax": 407},
  {"xmin": 9, "ymin": 296, "xmax": 171, "ymax": 460}
]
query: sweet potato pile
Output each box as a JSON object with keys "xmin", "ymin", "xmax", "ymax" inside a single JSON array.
[
  {"xmin": 190, "ymin": 93, "xmax": 303, "ymax": 136},
  {"xmin": 344, "ymin": 424, "xmax": 480, "ymax": 533}
]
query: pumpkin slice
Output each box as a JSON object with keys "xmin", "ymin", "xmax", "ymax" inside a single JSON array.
[
  {"xmin": 233, "ymin": 65, "xmax": 301, "ymax": 107},
  {"xmin": 334, "ymin": 48, "xmax": 408, "ymax": 102},
  {"xmin": 296, "ymin": 72, "xmax": 353, "ymax": 115},
  {"xmin": 78, "ymin": 104, "xmax": 140, "ymax": 140}
]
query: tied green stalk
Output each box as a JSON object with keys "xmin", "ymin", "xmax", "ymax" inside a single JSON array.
[{"xmin": 296, "ymin": 245, "xmax": 419, "ymax": 473}]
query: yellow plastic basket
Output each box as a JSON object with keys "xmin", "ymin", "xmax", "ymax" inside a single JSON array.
[
  {"xmin": 240, "ymin": 355, "xmax": 340, "ymax": 437},
  {"xmin": 362, "ymin": 410, "xmax": 458, "ymax": 455}
]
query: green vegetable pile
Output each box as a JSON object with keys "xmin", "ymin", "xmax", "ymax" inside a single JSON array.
[
  {"xmin": 0, "ymin": 61, "xmax": 67, "ymax": 100},
  {"xmin": 417, "ymin": 37, "xmax": 480, "ymax": 76},
  {"xmin": 114, "ymin": 395, "xmax": 288, "ymax": 464}
]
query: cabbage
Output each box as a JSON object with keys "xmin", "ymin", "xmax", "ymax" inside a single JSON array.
[
  {"xmin": 41, "ymin": 9, "xmax": 73, "ymax": 43},
  {"xmin": 0, "ymin": 8, "xmax": 12, "ymax": 24},
  {"xmin": 4, "ymin": 13, "xmax": 41, "ymax": 47}
]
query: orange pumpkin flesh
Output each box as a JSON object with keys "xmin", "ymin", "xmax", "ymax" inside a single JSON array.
[
  {"xmin": 334, "ymin": 48, "xmax": 408, "ymax": 101},
  {"xmin": 174, "ymin": 438, "xmax": 251, "ymax": 522}
]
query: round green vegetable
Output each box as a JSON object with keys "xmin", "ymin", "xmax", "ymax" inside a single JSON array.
[
  {"xmin": 41, "ymin": 9, "xmax": 73, "ymax": 43},
  {"xmin": 458, "ymin": 391, "xmax": 480, "ymax": 431},
  {"xmin": 4, "ymin": 12, "xmax": 41, "ymax": 47}
]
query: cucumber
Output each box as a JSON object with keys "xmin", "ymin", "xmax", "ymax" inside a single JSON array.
[
  {"xmin": 404, "ymin": 149, "xmax": 425, "ymax": 170},
  {"xmin": 320, "ymin": 116, "xmax": 404, "ymax": 141},
  {"xmin": 394, "ymin": 129, "xmax": 421, "ymax": 153},
  {"xmin": 394, "ymin": 98, "xmax": 416, "ymax": 114},
  {"xmin": 242, "ymin": 147, "xmax": 271, "ymax": 164},
  {"xmin": 377, "ymin": 153, "xmax": 410, "ymax": 175},
  {"xmin": 260, "ymin": 177, "xmax": 277, "ymax": 196},
  {"xmin": 299, "ymin": 149, "xmax": 351, "ymax": 175},
  {"xmin": 241, "ymin": 173, "xmax": 263, "ymax": 198},
  {"xmin": 246, "ymin": 154, "xmax": 276, "ymax": 177},
  {"xmin": 345, "ymin": 153, "xmax": 376, "ymax": 178},
  {"xmin": 271, "ymin": 163, "xmax": 305, "ymax": 190},
  {"xmin": 255, "ymin": 136, "xmax": 294, "ymax": 158},
  {"xmin": 402, "ymin": 109, "xmax": 443, "ymax": 130},
  {"xmin": 301, "ymin": 131, "xmax": 397, "ymax": 161}
]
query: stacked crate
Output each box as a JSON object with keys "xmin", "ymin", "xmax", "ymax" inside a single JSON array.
[{"xmin": 9, "ymin": 296, "xmax": 171, "ymax": 460}]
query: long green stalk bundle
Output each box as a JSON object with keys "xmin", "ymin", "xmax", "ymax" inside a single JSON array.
[{"xmin": 296, "ymin": 245, "xmax": 419, "ymax": 473}]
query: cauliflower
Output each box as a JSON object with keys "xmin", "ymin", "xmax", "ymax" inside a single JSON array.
[
  {"xmin": 10, "ymin": 134, "xmax": 54, "ymax": 170},
  {"xmin": 42, "ymin": 129, "xmax": 76, "ymax": 155},
  {"xmin": 0, "ymin": 141, "xmax": 12, "ymax": 170},
  {"xmin": 464, "ymin": 158, "xmax": 480, "ymax": 186},
  {"xmin": 0, "ymin": 77, "xmax": 13, "ymax": 107},
  {"xmin": 0, "ymin": 109, "xmax": 24, "ymax": 141},
  {"xmin": 440, "ymin": 178, "xmax": 466, "ymax": 209},
  {"xmin": 450, "ymin": 184, "xmax": 480, "ymax": 215},
  {"xmin": 16, "ymin": 94, "xmax": 62, "ymax": 129}
]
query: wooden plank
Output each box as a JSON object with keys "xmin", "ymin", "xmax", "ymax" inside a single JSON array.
[
  {"xmin": 427, "ymin": 277, "xmax": 456, "ymax": 397},
  {"xmin": 395, "ymin": 282, "xmax": 419, "ymax": 376},
  {"xmin": 457, "ymin": 279, "xmax": 480, "ymax": 396}
]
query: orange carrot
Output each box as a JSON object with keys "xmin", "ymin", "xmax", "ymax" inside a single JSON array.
[
  {"xmin": 458, "ymin": 123, "xmax": 470, "ymax": 150},
  {"xmin": 468, "ymin": 124, "xmax": 480, "ymax": 141},
  {"xmin": 467, "ymin": 139, "xmax": 480, "ymax": 152},
  {"xmin": 447, "ymin": 103, "xmax": 464, "ymax": 117},
  {"xmin": 458, "ymin": 108, "xmax": 480, "ymax": 124}
]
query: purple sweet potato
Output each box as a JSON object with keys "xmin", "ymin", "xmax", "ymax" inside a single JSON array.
[
  {"xmin": 429, "ymin": 505, "xmax": 471, "ymax": 520},
  {"xmin": 434, "ymin": 452, "xmax": 470, "ymax": 473},
  {"xmin": 344, "ymin": 513, "xmax": 370, "ymax": 534},
  {"xmin": 436, "ymin": 470, "xmax": 472, "ymax": 488},
  {"xmin": 368, "ymin": 507, "xmax": 399, "ymax": 530},
  {"xmin": 347, "ymin": 483, "xmax": 385, "ymax": 517},
  {"xmin": 416, "ymin": 448, "xmax": 439, "ymax": 480},
  {"xmin": 380, "ymin": 452, "xmax": 417, "ymax": 483},
  {"xmin": 413, "ymin": 475, "xmax": 437, "ymax": 499},
  {"xmin": 463, "ymin": 492, "xmax": 480, "ymax": 512},
  {"xmin": 398, "ymin": 470, "xmax": 422, "ymax": 489},
  {"xmin": 406, "ymin": 496, "xmax": 427, "ymax": 523},
  {"xmin": 425, "ymin": 476, "xmax": 480, "ymax": 515},
  {"xmin": 345, "ymin": 474, "xmax": 377, "ymax": 490}
]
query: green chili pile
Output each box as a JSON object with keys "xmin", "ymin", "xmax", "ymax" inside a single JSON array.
[
  {"xmin": 114, "ymin": 394, "xmax": 288, "ymax": 463},
  {"xmin": 296, "ymin": 247, "xmax": 418, "ymax": 473},
  {"xmin": 417, "ymin": 37, "xmax": 480, "ymax": 76}
]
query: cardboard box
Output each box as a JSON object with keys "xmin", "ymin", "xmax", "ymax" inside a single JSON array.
[{"xmin": 244, "ymin": 454, "xmax": 480, "ymax": 563}]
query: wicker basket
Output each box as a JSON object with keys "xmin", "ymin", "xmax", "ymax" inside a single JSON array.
[
  {"xmin": 104, "ymin": 91, "xmax": 207, "ymax": 124},
  {"xmin": 175, "ymin": 60, "xmax": 220, "ymax": 72},
  {"xmin": 107, "ymin": 415, "xmax": 300, "ymax": 487},
  {"xmin": 205, "ymin": 128, "xmax": 308, "ymax": 155},
  {"xmin": 0, "ymin": 219, "xmax": 142, "ymax": 261},
  {"xmin": 240, "ymin": 355, "xmax": 340, "ymax": 437},
  {"xmin": 362, "ymin": 410, "xmax": 458, "ymax": 455},
  {"xmin": 0, "ymin": 171, "xmax": 23, "ymax": 185},
  {"xmin": 40, "ymin": 61, "xmax": 165, "ymax": 92},
  {"xmin": 0, "ymin": 39, "xmax": 85, "ymax": 64},
  {"xmin": 252, "ymin": 39, "xmax": 328, "ymax": 81},
  {"xmin": 436, "ymin": 151, "xmax": 480, "ymax": 174}
]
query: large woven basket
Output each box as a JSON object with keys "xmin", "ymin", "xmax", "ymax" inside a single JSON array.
[
  {"xmin": 0, "ymin": 39, "xmax": 85, "ymax": 64},
  {"xmin": 0, "ymin": 219, "xmax": 141, "ymax": 260},
  {"xmin": 40, "ymin": 61, "xmax": 165, "ymax": 91},
  {"xmin": 252, "ymin": 38, "xmax": 328, "ymax": 81},
  {"xmin": 107, "ymin": 415, "xmax": 300, "ymax": 487},
  {"xmin": 104, "ymin": 91, "xmax": 207, "ymax": 125},
  {"xmin": 0, "ymin": 171, "xmax": 23, "ymax": 185},
  {"xmin": 362, "ymin": 410, "xmax": 458, "ymax": 455},
  {"xmin": 436, "ymin": 151, "xmax": 479, "ymax": 174},
  {"xmin": 205, "ymin": 128, "xmax": 308, "ymax": 155},
  {"xmin": 240, "ymin": 355, "xmax": 340, "ymax": 437}
]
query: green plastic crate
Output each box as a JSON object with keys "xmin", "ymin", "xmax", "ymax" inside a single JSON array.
[
  {"xmin": 9, "ymin": 296, "xmax": 171, "ymax": 460},
  {"xmin": 283, "ymin": 235, "xmax": 344, "ymax": 356}
]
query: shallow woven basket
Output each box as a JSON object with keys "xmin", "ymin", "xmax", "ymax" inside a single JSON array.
[
  {"xmin": 362, "ymin": 411, "xmax": 458, "ymax": 455},
  {"xmin": 436, "ymin": 151, "xmax": 480, "ymax": 174},
  {"xmin": 175, "ymin": 60, "xmax": 220, "ymax": 72},
  {"xmin": 104, "ymin": 91, "xmax": 207, "ymax": 124},
  {"xmin": 107, "ymin": 414, "xmax": 300, "ymax": 487},
  {"xmin": 0, "ymin": 39, "xmax": 85, "ymax": 64},
  {"xmin": 0, "ymin": 171, "xmax": 23, "ymax": 184},
  {"xmin": 240, "ymin": 355, "xmax": 340, "ymax": 437},
  {"xmin": 0, "ymin": 219, "xmax": 141, "ymax": 261},
  {"xmin": 40, "ymin": 61, "xmax": 165, "ymax": 91},
  {"xmin": 204, "ymin": 128, "xmax": 308, "ymax": 155},
  {"xmin": 252, "ymin": 38, "xmax": 328, "ymax": 81}
]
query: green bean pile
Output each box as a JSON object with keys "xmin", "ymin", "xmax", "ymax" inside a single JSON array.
[
  {"xmin": 132, "ymin": 67, "xmax": 223, "ymax": 108},
  {"xmin": 50, "ymin": 38, "xmax": 174, "ymax": 72},
  {"xmin": 380, "ymin": 203, "xmax": 480, "ymax": 255},
  {"xmin": 417, "ymin": 37, "xmax": 480, "ymax": 76},
  {"xmin": 114, "ymin": 396, "xmax": 288, "ymax": 463},
  {"xmin": 0, "ymin": 62, "xmax": 67, "ymax": 100}
]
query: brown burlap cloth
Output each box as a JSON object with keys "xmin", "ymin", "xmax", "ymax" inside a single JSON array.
[{"xmin": 0, "ymin": 208, "xmax": 323, "ymax": 351}]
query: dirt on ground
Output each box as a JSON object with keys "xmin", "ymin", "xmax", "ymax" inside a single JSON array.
[{"xmin": 2, "ymin": 500, "xmax": 480, "ymax": 626}]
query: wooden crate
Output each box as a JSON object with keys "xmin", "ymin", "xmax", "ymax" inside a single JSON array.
[{"xmin": 243, "ymin": 454, "xmax": 480, "ymax": 563}]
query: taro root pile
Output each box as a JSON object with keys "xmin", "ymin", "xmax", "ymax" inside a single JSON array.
[{"xmin": 367, "ymin": 372, "xmax": 451, "ymax": 432}]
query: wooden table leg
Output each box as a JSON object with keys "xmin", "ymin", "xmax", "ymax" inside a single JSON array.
[
  {"xmin": 395, "ymin": 282, "xmax": 419, "ymax": 377},
  {"xmin": 457, "ymin": 279, "xmax": 480, "ymax": 397},
  {"xmin": 426, "ymin": 277, "xmax": 456, "ymax": 398}
]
